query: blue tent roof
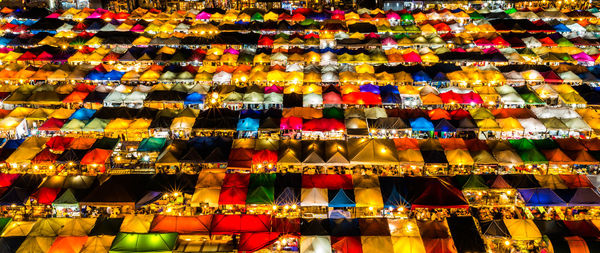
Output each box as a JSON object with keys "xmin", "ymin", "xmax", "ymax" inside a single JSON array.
[
  {"xmin": 103, "ymin": 70, "xmax": 125, "ymax": 81},
  {"xmin": 184, "ymin": 92, "xmax": 205, "ymax": 105},
  {"xmin": 432, "ymin": 72, "xmax": 449, "ymax": 83},
  {"xmin": 0, "ymin": 37, "xmax": 12, "ymax": 46},
  {"xmin": 69, "ymin": 108, "xmax": 96, "ymax": 121},
  {"xmin": 434, "ymin": 119, "xmax": 456, "ymax": 132},
  {"xmin": 383, "ymin": 185, "xmax": 410, "ymax": 208},
  {"xmin": 359, "ymin": 84, "xmax": 380, "ymax": 94},
  {"xmin": 329, "ymin": 218, "xmax": 360, "ymax": 236},
  {"xmin": 380, "ymin": 85, "xmax": 399, "ymax": 94},
  {"xmin": 328, "ymin": 189, "xmax": 355, "ymax": 207},
  {"xmin": 85, "ymin": 70, "xmax": 105, "ymax": 81},
  {"xmin": 4, "ymin": 139, "xmax": 24, "ymax": 149},
  {"xmin": 236, "ymin": 118, "xmax": 259, "ymax": 131},
  {"xmin": 410, "ymin": 117, "xmax": 434, "ymax": 131},
  {"xmin": 555, "ymin": 188, "xmax": 600, "ymax": 206},
  {"xmin": 413, "ymin": 71, "xmax": 432, "ymax": 82},
  {"xmin": 518, "ymin": 188, "xmax": 566, "ymax": 206},
  {"xmin": 553, "ymin": 23, "xmax": 571, "ymax": 33}
]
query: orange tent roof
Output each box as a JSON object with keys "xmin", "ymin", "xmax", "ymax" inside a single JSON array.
[
  {"xmin": 393, "ymin": 138, "xmax": 420, "ymax": 150},
  {"xmin": 48, "ymin": 236, "xmax": 88, "ymax": 253},
  {"xmin": 541, "ymin": 149, "xmax": 573, "ymax": 164},
  {"xmin": 80, "ymin": 148, "xmax": 112, "ymax": 165},
  {"xmin": 439, "ymin": 138, "xmax": 467, "ymax": 150},
  {"xmin": 428, "ymin": 108, "xmax": 451, "ymax": 120},
  {"xmin": 68, "ymin": 138, "xmax": 97, "ymax": 150}
]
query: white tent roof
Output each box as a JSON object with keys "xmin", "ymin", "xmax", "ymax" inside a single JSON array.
[{"xmin": 518, "ymin": 118, "xmax": 547, "ymax": 132}]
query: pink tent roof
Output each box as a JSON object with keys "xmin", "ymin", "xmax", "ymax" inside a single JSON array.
[
  {"xmin": 224, "ymin": 48, "xmax": 240, "ymax": 55},
  {"xmin": 382, "ymin": 37, "xmax": 397, "ymax": 46},
  {"xmin": 386, "ymin": 12, "xmax": 401, "ymax": 19},
  {"xmin": 280, "ymin": 116, "xmax": 302, "ymax": 130},
  {"xmin": 130, "ymin": 24, "xmax": 145, "ymax": 32},
  {"xmin": 323, "ymin": 91, "xmax": 343, "ymax": 104},
  {"xmin": 462, "ymin": 92, "xmax": 484, "ymax": 104},
  {"xmin": 46, "ymin": 13, "xmax": 60, "ymax": 18},
  {"xmin": 264, "ymin": 85, "xmax": 283, "ymax": 94},
  {"xmin": 196, "ymin": 12, "xmax": 211, "ymax": 20},
  {"xmin": 572, "ymin": 52, "xmax": 595, "ymax": 62},
  {"xmin": 403, "ymin": 52, "xmax": 422, "ymax": 62}
]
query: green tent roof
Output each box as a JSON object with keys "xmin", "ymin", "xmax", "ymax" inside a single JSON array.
[
  {"xmin": 83, "ymin": 118, "xmax": 110, "ymax": 132},
  {"xmin": 323, "ymin": 107, "xmax": 344, "ymax": 119},
  {"xmin": 520, "ymin": 149, "xmax": 548, "ymax": 164},
  {"xmin": 251, "ymin": 12, "xmax": 263, "ymax": 21},
  {"xmin": 556, "ymin": 38, "xmax": 574, "ymax": 47},
  {"xmin": 61, "ymin": 119, "xmax": 87, "ymax": 131},
  {"xmin": 469, "ymin": 11, "xmax": 484, "ymax": 19},
  {"xmin": 401, "ymin": 13, "xmax": 414, "ymax": 21},
  {"xmin": 519, "ymin": 93, "xmax": 544, "ymax": 105},
  {"xmin": 505, "ymin": 8, "xmax": 517, "ymax": 14},
  {"xmin": 246, "ymin": 186, "xmax": 274, "ymax": 204},
  {"xmin": 52, "ymin": 188, "xmax": 79, "ymax": 208},
  {"xmin": 509, "ymin": 139, "xmax": 536, "ymax": 151},
  {"xmin": 0, "ymin": 218, "xmax": 11, "ymax": 234},
  {"xmin": 455, "ymin": 175, "xmax": 489, "ymax": 190},
  {"xmin": 532, "ymin": 139, "xmax": 558, "ymax": 150},
  {"xmin": 110, "ymin": 232, "xmax": 178, "ymax": 253},
  {"xmin": 138, "ymin": 138, "xmax": 166, "ymax": 152},
  {"xmin": 246, "ymin": 174, "xmax": 276, "ymax": 204}
]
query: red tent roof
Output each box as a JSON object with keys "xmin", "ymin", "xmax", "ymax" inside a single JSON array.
[
  {"xmin": 219, "ymin": 173, "xmax": 250, "ymax": 205},
  {"xmin": 239, "ymin": 232, "xmax": 283, "ymax": 252},
  {"xmin": 17, "ymin": 51, "xmax": 37, "ymax": 61},
  {"xmin": 303, "ymin": 118, "xmax": 345, "ymax": 132},
  {"xmin": 342, "ymin": 92, "xmax": 382, "ymax": 105},
  {"xmin": 32, "ymin": 148, "xmax": 59, "ymax": 165},
  {"xmin": 150, "ymin": 215, "xmax": 212, "ymax": 235},
  {"xmin": 227, "ymin": 148, "xmax": 254, "ymax": 169},
  {"xmin": 332, "ymin": 236, "xmax": 363, "ymax": 253},
  {"xmin": 252, "ymin": 149, "xmax": 277, "ymax": 165},
  {"xmin": 210, "ymin": 214, "xmax": 272, "ymax": 234},
  {"xmin": 0, "ymin": 174, "xmax": 18, "ymax": 187},
  {"xmin": 39, "ymin": 118, "xmax": 66, "ymax": 131},
  {"xmin": 32, "ymin": 187, "xmax": 60, "ymax": 205},
  {"xmin": 46, "ymin": 136, "xmax": 74, "ymax": 152},
  {"xmin": 80, "ymin": 148, "xmax": 112, "ymax": 165},
  {"xmin": 302, "ymin": 174, "xmax": 353, "ymax": 189}
]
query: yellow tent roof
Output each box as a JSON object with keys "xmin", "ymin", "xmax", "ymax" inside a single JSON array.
[
  {"xmin": 362, "ymin": 236, "xmax": 393, "ymax": 253},
  {"xmin": 139, "ymin": 70, "xmax": 161, "ymax": 82},
  {"xmin": 445, "ymin": 149, "xmax": 474, "ymax": 166},
  {"xmin": 355, "ymin": 188, "xmax": 384, "ymax": 208},
  {"xmin": 0, "ymin": 117, "xmax": 22, "ymax": 130},
  {"xmin": 496, "ymin": 117, "xmax": 524, "ymax": 131},
  {"xmin": 191, "ymin": 188, "xmax": 221, "ymax": 207},
  {"xmin": 120, "ymin": 215, "xmax": 153, "ymax": 233},
  {"xmin": 392, "ymin": 236, "xmax": 426, "ymax": 253},
  {"xmin": 504, "ymin": 219, "xmax": 542, "ymax": 240},
  {"xmin": 1, "ymin": 221, "xmax": 35, "ymax": 236},
  {"xmin": 476, "ymin": 118, "xmax": 501, "ymax": 131},
  {"xmin": 49, "ymin": 108, "xmax": 75, "ymax": 119},
  {"xmin": 132, "ymin": 36, "xmax": 152, "ymax": 45},
  {"xmin": 129, "ymin": 118, "xmax": 152, "ymax": 130},
  {"xmin": 170, "ymin": 116, "xmax": 195, "ymax": 130},
  {"xmin": 105, "ymin": 118, "xmax": 132, "ymax": 131},
  {"xmin": 8, "ymin": 107, "xmax": 34, "ymax": 118}
]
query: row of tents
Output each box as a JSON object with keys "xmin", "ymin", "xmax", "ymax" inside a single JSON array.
[
  {"xmin": 1, "ymin": 216, "xmax": 600, "ymax": 252},
  {"xmin": 3, "ymin": 7, "xmax": 600, "ymax": 35},
  {"xmin": 0, "ymin": 173, "xmax": 598, "ymax": 209},
  {"xmin": 2, "ymin": 61, "xmax": 599, "ymax": 86},
  {"xmin": 1, "ymin": 36, "xmax": 600, "ymax": 65},
  {"xmin": 0, "ymin": 103, "xmax": 597, "ymax": 136},
  {"xmin": 3, "ymin": 6, "xmax": 599, "ymax": 23}
]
